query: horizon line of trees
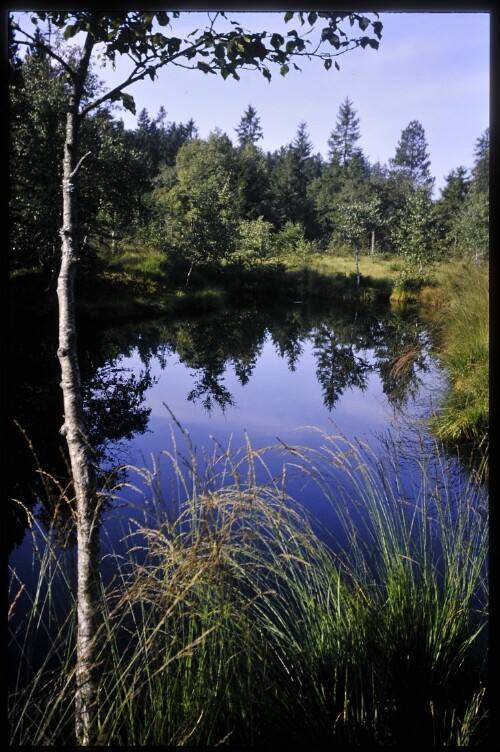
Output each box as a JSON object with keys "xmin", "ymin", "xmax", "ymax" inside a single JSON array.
[{"xmin": 10, "ymin": 33, "xmax": 489, "ymax": 285}]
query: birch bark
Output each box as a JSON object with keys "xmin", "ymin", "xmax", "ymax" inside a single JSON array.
[{"xmin": 56, "ymin": 39, "xmax": 100, "ymax": 746}]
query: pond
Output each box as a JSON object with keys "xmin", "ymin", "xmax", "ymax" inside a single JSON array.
[
  {"xmin": 8, "ymin": 294, "xmax": 489, "ymax": 744},
  {"xmin": 9, "ymin": 296, "xmax": 451, "ymax": 560}
]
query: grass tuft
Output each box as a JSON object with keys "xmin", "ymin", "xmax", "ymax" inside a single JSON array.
[{"xmin": 9, "ymin": 429, "xmax": 488, "ymax": 746}]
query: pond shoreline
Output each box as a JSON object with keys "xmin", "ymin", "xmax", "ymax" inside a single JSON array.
[{"xmin": 9, "ymin": 255, "xmax": 414, "ymax": 326}]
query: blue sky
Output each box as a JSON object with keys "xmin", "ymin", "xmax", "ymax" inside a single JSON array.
[
  {"xmin": 107, "ymin": 11, "xmax": 490, "ymax": 195},
  {"xmin": 14, "ymin": 10, "xmax": 490, "ymax": 194}
]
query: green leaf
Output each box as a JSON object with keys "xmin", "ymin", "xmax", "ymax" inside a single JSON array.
[
  {"xmin": 270, "ymin": 33, "xmax": 284, "ymax": 49},
  {"xmin": 262, "ymin": 66, "xmax": 271, "ymax": 82},
  {"xmin": 197, "ymin": 61, "xmax": 215, "ymax": 74},
  {"xmin": 156, "ymin": 12, "xmax": 170, "ymax": 26},
  {"xmin": 63, "ymin": 24, "xmax": 78, "ymax": 41},
  {"xmin": 284, "ymin": 11, "xmax": 294, "ymax": 23},
  {"xmin": 152, "ymin": 32, "xmax": 167, "ymax": 47},
  {"xmin": 321, "ymin": 28, "xmax": 340, "ymax": 49},
  {"xmin": 308, "ymin": 12, "xmax": 318, "ymax": 26},
  {"xmin": 324, "ymin": 58, "xmax": 332, "ymax": 71},
  {"xmin": 358, "ymin": 16, "xmax": 370, "ymax": 31},
  {"xmin": 168, "ymin": 37, "xmax": 181, "ymax": 54},
  {"xmin": 120, "ymin": 92, "xmax": 136, "ymax": 115},
  {"xmin": 280, "ymin": 64, "xmax": 289, "ymax": 76}
]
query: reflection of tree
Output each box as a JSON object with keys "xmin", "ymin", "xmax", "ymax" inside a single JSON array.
[
  {"xmin": 372, "ymin": 311, "xmax": 430, "ymax": 408},
  {"xmin": 10, "ymin": 299, "xmax": 434, "ymax": 552},
  {"xmin": 232, "ymin": 355, "xmax": 258, "ymax": 386},
  {"xmin": 83, "ymin": 360, "xmax": 155, "ymax": 460},
  {"xmin": 170, "ymin": 309, "xmax": 267, "ymax": 412},
  {"xmin": 270, "ymin": 310, "xmax": 305, "ymax": 371},
  {"xmin": 9, "ymin": 318, "xmax": 160, "ymax": 553},
  {"xmin": 187, "ymin": 372, "xmax": 235, "ymax": 413},
  {"xmin": 313, "ymin": 323, "xmax": 371, "ymax": 410}
]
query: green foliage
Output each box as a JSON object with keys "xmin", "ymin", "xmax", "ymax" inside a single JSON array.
[
  {"xmin": 14, "ymin": 10, "xmax": 383, "ymax": 96},
  {"xmin": 434, "ymin": 167, "xmax": 471, "ymax": 254},
  {"xmin": 335, "ymin": 198, "xmax": 382, "ymax": 246},
  {"xmin": 234, "ymin": 142, "xmax": 272, "ymax": 221},
  {"xmin": 269, "ymin": 221, "xmax": 310, "ymax": 262},
  {"xmin": 269, "ymin": 125, "xmax": 322, "ymax": 237},
  {"xmin": 9, "ymin": 41, "xmax": 66, "ymax": 271},
  {"xmin": 234, "ymin": 217, "xmax": 274, "ymax": 267},
  {"xmin": 235, "ymin": 104, "xmax": 263, "ymax": 146},
  {"xmin": 448, "ymin": 130, "xmax": 489, "ymax": 262},
  {"xmin": 471, "ymin": 128, "xmax": 489, "ymax": 195},
  {"xmin": 327, "ymin": 96, "xmax": 362, "ymax": 168},
  {"xmin": 165, "ymin": 133, "xmax": 239, "ymax": 268},
  {"xmin": 453, "ymin": 191, "xmax": 489, "ymax": 262},
  {"xmin": 13, "ymin": 13, "xmax": 489, "ymax": 286},
  {"xmin": 391, "ymin": 187, "xmax": 439, "ymax": 289}
]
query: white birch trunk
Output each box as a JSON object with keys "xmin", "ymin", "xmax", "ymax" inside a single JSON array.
[{"xmin": 57, "ymin": 66, "xmax": 100, "ymax": 746}]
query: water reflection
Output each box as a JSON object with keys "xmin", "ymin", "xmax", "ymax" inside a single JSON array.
[
  {"xmin": 312, "ymin": 323, "xmax": 371, "ymax": 410},
  {"xmin": 9, "ymin": 299, "xmax": 436, "ymax": 553}
]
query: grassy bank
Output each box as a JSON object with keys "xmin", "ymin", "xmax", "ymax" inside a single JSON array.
[
  {"xmin": 419, "ymin": 262, "xmax": 489, "ymax": 453},
  {"xmin": 87, "ymin": 248, "xmax": 406, "ymax": 316},
  {"xmin": 9, "ymin": 432, "xmax": 488, "ymax": 746}
]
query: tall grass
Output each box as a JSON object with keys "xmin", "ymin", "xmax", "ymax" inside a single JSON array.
[
  {"xmin": 9, "ymin": 429, "xmax": 488, "ymax": 746},
  {"xmin": 430, "ymin": 262, "xmax": 488, "ymax": 448}
]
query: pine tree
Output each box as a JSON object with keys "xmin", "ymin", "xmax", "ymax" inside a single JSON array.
[
  {"xmin": 235, "ymin": 104, "xmax": 263, "ymax": 146},
  {"xmin": 328, "ymin": 97, "xmax": 362, "ymax": 168},
  {"xmin": 471, "ymin": 128, "xmax": 489, "ymax": 195},
  {"xmin": 390, "ymin": 120, "xmax": 434, "ymax": 192},
  {"xmin": 452, "ymin": 129, "xmax": 489, "ymax": 261},
  {"xmin": 293, "ymin": 120, "xmax": 313, "ymax": 161},
  {"xmin": 435, "ymin": 166, "xmax": 470, "ymax": 251}
]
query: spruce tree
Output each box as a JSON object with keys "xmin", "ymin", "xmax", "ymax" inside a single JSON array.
[
  {"xmin": 390, "ymin": 120, "xmax": 434, "ymax": 191},
  {"xmin": 328, "ymin": 97, "xmax": 362, "ymax": 168},
  {"xmin": 235, "ymin": 104, "xmax": 263, "ymax": 146}
]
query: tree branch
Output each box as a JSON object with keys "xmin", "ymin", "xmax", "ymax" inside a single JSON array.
[
  {"xmin": 13, "ymin": 33, "xmax": 76, "ymax": 78},
  {"xmin": 80, "ymin": 37, "xmax": 207, "ymax": 117},
  {"xmin": 70, "ymin": 151, "xmax": 92, "ymax": 179}
]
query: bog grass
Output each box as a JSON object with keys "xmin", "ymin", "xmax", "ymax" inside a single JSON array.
[
  {"xmin": 423, "ymin": 262, "xmax": 488, "ymax": 449},
  {"xmin": 8, "ymin": 427, "xmax": 488, "ymax": 747}
]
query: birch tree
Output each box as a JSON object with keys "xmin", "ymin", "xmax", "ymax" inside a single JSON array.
[{"xmin": 9, "ymin": 10, "xmax": 382, "ymax": 745}]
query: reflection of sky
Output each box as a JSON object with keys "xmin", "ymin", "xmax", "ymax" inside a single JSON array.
[
  {"xmin": 108, "ymin": 332, "xmax": 446, "ymax": 545},
  {"xmin": 121, "ymin": 336, "xmax": 409, "ymax": 461}
]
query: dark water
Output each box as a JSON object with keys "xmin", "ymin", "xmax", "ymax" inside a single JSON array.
[{"xmin": 9, "ymin": 297, "xmax": 448, "ymax": 559}]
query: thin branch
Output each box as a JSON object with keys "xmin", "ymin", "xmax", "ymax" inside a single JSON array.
[
  {"xmin": 80, "ymin": 37, "xmax": 207, "ymax": 117},
  {"xmin": 70, "ymin": 151, "xmax": 92, "ymax": 179},
  {"xmin": 13, "ymin": 35, "xmax": 76, "ymax": 79}
]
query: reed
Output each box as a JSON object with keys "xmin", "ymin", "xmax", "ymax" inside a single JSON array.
[{"xmin": 8, "ymin": 428, "xmax": 488, "ymax": 746}]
